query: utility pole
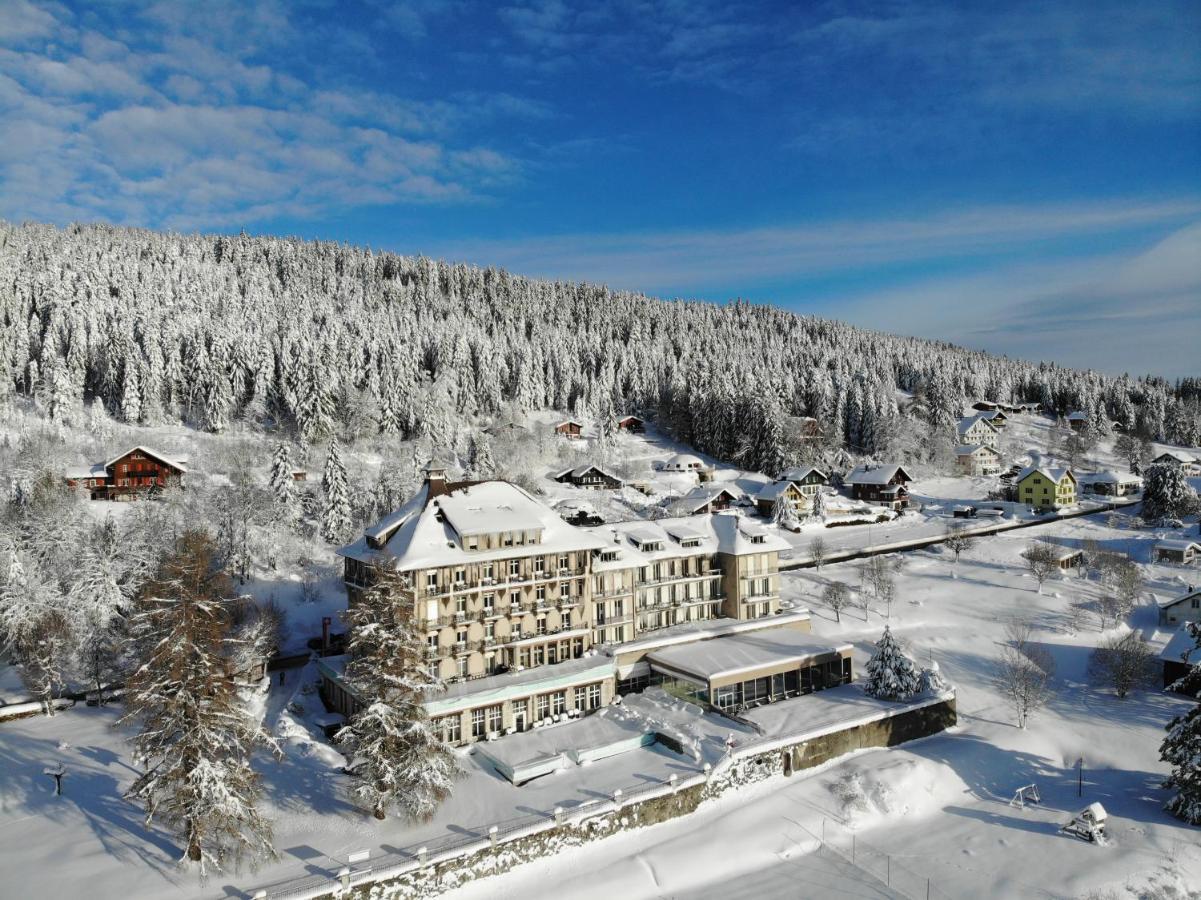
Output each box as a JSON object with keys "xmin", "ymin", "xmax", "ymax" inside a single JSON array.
[{"xmin": 1076, "ymin": 757, "xmax": 1083, "ymax": 797}]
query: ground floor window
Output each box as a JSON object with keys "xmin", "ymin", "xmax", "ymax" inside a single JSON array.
[
  {"xmin": 574, "ymin": 685, "xmax": 587, "ymax": 711},
  {"xmin": 536, "ymin": 693, "xmax": 550, "ymax": 719},
  {"xmin": 587, "ymin": 682, "xmax": 602, "ymax": 709},
  {"xmin": 486, "ymin": 705, "xmax": 502, "ymax": 734},
  {"xmin": 551, "ymin": 691, "xmax": 566, "ymax": 715},
  {"xmin": 436, "ymin": 715, "xmax": 462, "ymax": 745},
  {"xmin": 471, "ymin": 708, "xmax": 486, "ymax": 738}
]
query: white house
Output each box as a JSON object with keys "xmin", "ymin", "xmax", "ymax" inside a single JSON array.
[
  {"xmin": 956, "ymin": 414, "xmax": 999, "ymax": 449},
  {"xmin": 955, "ymin": 443, "xmax": 1002, "ymax": 476},
  {"xmin": 1153, "ymin": 450, "xmax": 1199, "ymax": 476}
]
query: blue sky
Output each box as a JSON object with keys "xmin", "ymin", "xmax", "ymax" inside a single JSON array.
[{"xmin": 1, "ymin": 1, "xmax": 1198, "ymax": 377}]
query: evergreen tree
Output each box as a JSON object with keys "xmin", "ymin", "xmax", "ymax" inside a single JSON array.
[
  {"xmin": 1142, "ymin": 463, "xmax": 1199, "ymax": 521},
  {"xmin": 119, "ymin": 531, "xmax": 278, "ymax": 875},
  {"xmin": 337, "ymin": 565, "xmax": 457, "ymax": 821},
  {"xmin": 321, "ymin": 438, "xmax": 353, "ymax": 544},
  {"xmin": 268, "ymin": 442, "xmax": 297, "ymax": 514},
  {"xmin": 1160, "ymin": 622, "xmax": 1201, "ymax": 824},
  {"xmin": 863, "ymin": 626, "xmax": 921, "ymax": 700}
]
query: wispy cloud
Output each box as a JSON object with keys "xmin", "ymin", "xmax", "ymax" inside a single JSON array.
[
  {"xmin": 428, "ymin": 198, "xmax": 1201, "ymax": 293},
  {"xmin": 0, "ymin": 1, "xmax": 539, "ymax": 228}
]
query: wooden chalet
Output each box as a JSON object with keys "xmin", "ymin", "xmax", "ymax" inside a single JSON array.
[
  {"xmin": 616, "ymin": 415, "xmax": 645, "ymax": 433},
  {"xmin": 65, "ymin": 445, "xmax": 187, "ymax": 501},
  {"xmin": 555, "ymin": 419, "xmax": 584, "ymax": 440},
  {"xmin": 553, "ymin": 464, "xmax": 623, "ymax": 490},
  {"xmin": 754, "ymin": 480, "xmax": 805, "ymax": 518},
  {"xmin": 844, "ymin": 464, "xmax": 913, "ymax": 509},
  {"xmin": 1153, "ymin": 450, "xmax": 1200, "ymax": 475},
  {"xmin": 1066, "ymin": 411, "xmax": 1088, "ymax": 431},
  {"xmin": 1156, "ymin": 541, "xmax": 1200, "ymax": 566},
  {"xmin": 675, "ymin": 484, "xmax": 742, "ymax": 515}
]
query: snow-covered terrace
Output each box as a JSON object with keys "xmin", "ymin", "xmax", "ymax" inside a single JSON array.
[{"xmin": 648, "ymin": 628, "xmax": 851, "ymax": 687}]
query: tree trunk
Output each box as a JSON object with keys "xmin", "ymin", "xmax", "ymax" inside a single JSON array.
[
  {"xmin": 187, "ymin": 824, "xmax": 202, "ymax": 861},
  {"xmin": 373, "ymin": 804, "xmax": 386, "ymax": 821}
]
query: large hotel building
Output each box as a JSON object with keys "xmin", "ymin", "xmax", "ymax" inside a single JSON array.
[{"xmin": 322, "ymin": 462, "xmax": 851, "ymax": 745}]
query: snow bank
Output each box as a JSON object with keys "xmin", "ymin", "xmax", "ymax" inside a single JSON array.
[{"xmin": 825, "ymin": 753, "xmax": 968, "ymax": 829}]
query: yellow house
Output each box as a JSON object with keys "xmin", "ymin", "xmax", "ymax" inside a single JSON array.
[{"xmin": 1016, "ymin": 465, "xmax": 1076, "ymax": 511}]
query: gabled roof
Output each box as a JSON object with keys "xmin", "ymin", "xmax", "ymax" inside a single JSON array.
[
  {"xmin": 1155, "ymin": 450, "xmax": 1198, "ymax": 464},
  {"xmin": 617, "ymin": 414, "xmax": 644, "ymax": 423},
  {"xmin": 663, "ymin": 452, "xmax": 705, "ymax": 468},
  {"xmin": 1158, "ymin": 588, "xmax": 1201, "ymax": 610},
  {"xmin": 1159, "ymin": 624, "xmax": 1200, "ymax": 665},
  {"xmin": 979, "ymin": 409, "xmax": 1007, "ymax": 420},
  {"xmin": 554, "ymin": 463, "xmax": 621, "ymax": 481},
  {"xmin": 1066, "ymin": 411, "xmax": 1088, "ymax": 420},
  {"xmin": 755, "ymin": 480, "xmax": 800, "ymax": 502},
  {"xmin": 1079, "ymin": 470, "xmax": 1142, "ymax": 485},
  {"xmin": 1016, "ymin": 465, "xmax": 1074, "ymax": 484},
  {"xmin": 675, "ymin": 483, "xmax": 744, "ymax": 513},
  {"xmin": 781, "ymin": 466, "xmax": 827, "ymax": 483},
  {"xmin": 956, "ymin": 414, "xmax": 998, "ymax": 436},
  {"xmin": 555, "ymin": 419, "xmax": 584, "ymax": 428},
  {"xmin": 104, "ymin": 445, "xmax": 187, "ymax": 472},
  {"xmin": 1156, "ymin": 540, "xmax": 1201, "ymax": 553},
  {"xmin": 846, "ymin": 464, "xmax": 912, "ymax": 485}
]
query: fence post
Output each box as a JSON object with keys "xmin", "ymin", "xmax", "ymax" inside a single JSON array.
[
  {"xmin": 613, "ymin": 788, "xmax": 623, "ymax": 809},
  {"xmin": 669, "ymin": 774, "xmax": 678, "ymax": 793},
  {"xmin": 554, "ymin": 806, "xmax": 564, "ymax": 824},
  {"xmin": 418, "ymin": 846, "xmax": 429, "ymax": 868},
  {"xmin": 489, "ymin": 825, "xmax": 499, "ymax": 847},
  {"xmin": 703, "ymin": 763, "xmax": 712, "ymax": 779}
]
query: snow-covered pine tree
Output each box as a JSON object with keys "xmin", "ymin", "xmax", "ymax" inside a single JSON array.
[
  {"xmin": 119, "ymin": 530, "xmax": 278, "ymax": 874},
  {"xmin": 337, "ymin": 564, "xmax": 457, "ymax": 821},
  {"xmin": 1142, "ymin": 463, "xmax": 1199, "ymax": 521},
  {"xmin": 268, "ymin": 442, "xmax": 297, "ymax": 513},
  {"xmin": 862, "ymin": 626, "xmax": 921, "ymax": 700},
  {"xmin": 466, "ymin": 432, "xmax": 496, "ymax": 479},
  {"xmin": 1160, "ymin": 622, "xmax": 1201, "ymax": 824},
  {"xmin": 320, "ymin": 437, "xmax": 353, "ymax": 544}
]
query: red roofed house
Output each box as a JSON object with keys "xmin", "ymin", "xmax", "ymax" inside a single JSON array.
[
  {"xmin": 65, "ymin": 445, "xmax": 187, "ymax": 501},
  {"xmin": 616, "ymin": 415, "xmax": 645, "ymax": 433}
]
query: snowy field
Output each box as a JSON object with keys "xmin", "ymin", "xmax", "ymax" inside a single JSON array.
[{"xmin": 3, "ymin": 504, "xmax": 1200, "ymax": 899}]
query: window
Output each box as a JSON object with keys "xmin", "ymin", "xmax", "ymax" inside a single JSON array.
[
  {"xmin": 587, "ymin": 683, "xmax": 601, "ymax": 709},
  {"xmin": 456, "ymin": 596, "xmax": 467, "ymax": 614},
  {"xmin": 471, "ymin": 708, "xmax": 486, "ymax": 738},
  {"xmin": 503, "ymin": 532, "xmax": 514, "ymax": 547},
  {"xmin": 487, "ymin": 705, "xmax": 502, "ymax": 734},
  {"xmin": 536, "ymin": 617, "xmax": 547, "ymax": 635},
  {"xmin": 574, "ymin": 686, "xmax": 587, "ymax": 710},
  {"xmin": 614, "ymin": 599, "xmax": 624, "ymax": 617},
  {"xmin": 457, "ymin": 656, "xmax": 468, "ymax": 678},
  {"xmin": 483, "ymin": 594, "xmax": 495, "ymax": 614},
  {"xmin": 456, "ymin": 628, "xmax": 468, "ymax": 645},
  {"xmin": 482, "ymin": 563, "xmax": 494, "ymax": 581},
  {"xmin": 466, "ymin": 536, "xmax": 478, "ymax": 551},
  {"xmin": 426, "ymin": 572, "xmax": 438, "ymax": 590},
  {"xmin": 536, "ymin": 694, "xmax": 549, "ymax": 719},
  {"xmin": 536, "ymin": 586, "xmax": 546, "ymax": 601},
  {"xmin": 484, "ymin": 622, "xmax": 495, "ymax": 641},
  {"xmin": 535, "ymin": 556, "xmax": 546, "ymax": 574},
  {"xmin": 551, "ymin": 692, "xmax": 567, "ymax": 715},
  {"xmin": 560, "ymin": 582, "xmax": 570, "ymax": 598},
  {"xmin": 509, "ymin": 591, "xmax": 520, "ymax": 609},
  {"xmin": 509, "ymin": 559, "xmax": 520, "ymax": 576},
  {"xmin": 438, "ymin": 716, "xmax": 461, "ymax": 745},
  {"xmin": 454, "ymin": 568, "xmax": 465, "ymax": 585},
  {"xmin": 559, "ymin": 554, "xmax": 570, "ymax": 570}
]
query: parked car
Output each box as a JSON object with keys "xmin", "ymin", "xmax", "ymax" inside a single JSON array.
[
  {"xmin": 976, "ymin": 507, "xmax": 1005, "ymax": 518},
  {"xmin": 952, "ymin": 506, "xmax": 977, "ymax": 519}
]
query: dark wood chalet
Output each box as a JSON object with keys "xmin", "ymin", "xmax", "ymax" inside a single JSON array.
[
  {"xmin": 616, "ymin": 415, "xmax": 645, "ymax": 433},
  {"xmin": 844, "ymin": 464, "xmax": 913, "ymax": 509},
  {"xmin": 65, "ymin": 445, "xmax": 187, "ymax": 500},
  {"xmin": 555, "ymin": 419, "xmax": 584, "ymax": 440},
  {"xmin": 553, "ymin": 464, "xmax": 623, "ymax": 490}
]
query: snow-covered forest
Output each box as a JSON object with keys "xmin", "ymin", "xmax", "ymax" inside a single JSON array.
[{"xmin": 2, "ymin": 221, "xmax": 1199, "ymax": 478}]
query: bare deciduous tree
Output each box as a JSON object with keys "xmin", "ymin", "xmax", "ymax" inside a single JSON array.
[
  {"xmin": 997, "ymin": 621, "xmax": 1055, "ymax": 728},
  {"xmin": 822, "ymin": 581, "xmax": 851, "ymax": 623},
  {"xmin": 809, "ymin": 536, "xmax": 827, "ymax": 571},
  {"xmin": 1089, "ymin": 631, "xmax": 1154, "ymax": 698},
  {"xmin": 944, "ymin": 525, "xmax": 974, "ymax": 571},
  {"xmin": 1023, "ymin": 542, "xmax": 1059, "ymax": 594}
]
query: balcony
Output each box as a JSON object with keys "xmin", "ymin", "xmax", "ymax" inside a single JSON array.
[{"xmin": 424, "ymin": 646, "xmax": 439, "ymax": 660}]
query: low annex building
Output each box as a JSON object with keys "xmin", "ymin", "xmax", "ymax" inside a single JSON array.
[
  {"xmin": 64, "ymin": 445, "xmax": 187, "ymax": 500},
  {"xmin": 332, "ymin": 465, "xmax": 796, "ymax": 745},
  {"xmin": 1078, "ymin": 471, "xmax": 1142, "ymax": 496},
  {"xmin": 1016, "ymin": 465, "xmax": 1076, "ymax": 512},
  {"xmin": 1156, "ymin": 541, "xmax": 1200, "ymax": 566}
]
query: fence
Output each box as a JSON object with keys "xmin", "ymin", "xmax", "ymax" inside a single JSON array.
[{"xmin": 798, "ymin": 817, "xmax": 957, "ymax": 900}]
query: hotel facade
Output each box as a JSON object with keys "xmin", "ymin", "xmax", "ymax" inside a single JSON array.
[{"xmin": 326, "ymin": 463, "xmax": 848, "ymax": 745}]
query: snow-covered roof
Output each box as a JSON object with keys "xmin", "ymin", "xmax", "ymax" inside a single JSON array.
[
  {"xmin": 1157, "ymin": 589, "xmax": 1201, "ymax": 610},
  {"xmin": 1159, "ymin": 625, "xmax": 1200, "ymax": 665},
  {"xmin": 65, "ymin": 463, "xmax": 107, "ymax": 479},
  {"xmin": 1156, "ymin": 540, "xmax": 1200, "ymax": 552},
  {"xmin": 956, "ymin": 414, "xmax": 997, "ymax": 436},
  {"xmin": 555, "ymin": 419, "xmax": 584, "ymax": 428},
  {"xmin": 1067, "ymin": 411, "xmax": 1088, "ymax": 421},
  {"xmin": 755, "ymin": 480, "xmax": 799, "ymax": 502},
  {"xmin": 583, "ymin": 511, "xmax": 789, "ymax": 569},
  {"xmin": 554, "ymin": 463, "xmax": 621, "ymax": 481},
  {"xmin": 340, "ymin": 479, "xmax": 608, "ymax": 571},
  {"xmin": 1155, "ymin": 449, "xmax": 1198, "ymax": 464},
  {"xmin": 781, "ymin": 466, "xmax": 827, "ymax": 482},
  {"xmin": 845, "ymin": 464, "xmax": 912, "ymax": 485},
  {"xmin": 103, "ymin": 445, "xmax": 187, "ymax": 472},
  {"xmin": 662, "ymin": 452, "xmax": 706, "ymax": 469},
  {"xmin": 979, "ymin": 410, "xmax": 1007, "ymax": 420},
  {"xmin": 1078, "ymin": 470, "xmax": 1142, "ymax": 485},
  {"xmin": 648, "ymin": 628, "xmax": 851, "ymax": 683},
  {"xmin": 955, "ymin": 443, "xmax": 999, "ymax": 457},
  {"xmin": 678, "ymin": 482, "xmax": 743, "ymax": 507},
  {"xmin": 1016, "ymin": 465, "xmax": 1074, "ymax": 484}
]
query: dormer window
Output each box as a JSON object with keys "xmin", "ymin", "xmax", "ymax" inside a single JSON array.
[
  {"xmin": 466, "ymin": 536, "xmax": 478, "ymax": 551},
  {"xmin": 750, "ymin": 534, "xmax": 765, "ymax": 544}
]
